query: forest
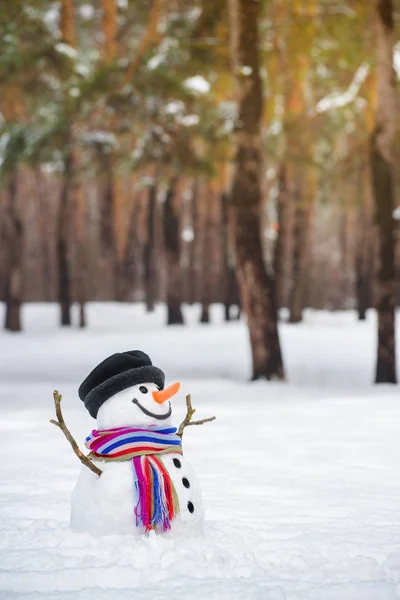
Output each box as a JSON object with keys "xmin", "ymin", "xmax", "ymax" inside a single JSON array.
[{"xmin": 0, "ymin": 0, "xmax": 399, "ymax": 383}]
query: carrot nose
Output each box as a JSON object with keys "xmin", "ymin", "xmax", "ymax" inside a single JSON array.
[{"xmin": 152, "ymin": 382, "xmax": 180, "ymax": 404}]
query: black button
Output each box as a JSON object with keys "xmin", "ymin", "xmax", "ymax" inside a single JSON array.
[
  {"xmin": 187, "ymin": 501, "xmax": 194, "ymax": 513},
  {"xmin": 182, "ymin": 477, "xmax": 190, "ymax": 488},
  {"xmin": 173, "ymin": 458, "xmax": 181, "ymax": 468}
]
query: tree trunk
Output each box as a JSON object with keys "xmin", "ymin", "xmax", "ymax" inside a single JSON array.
[
  {"xmin": 221, "ymin": 191, "xmax": 240, "ymax": 321},
  {"xmin": 4, "ymin": 172, "xmax": 23, "ymax": 332},
  {"xmin": 34, "ymin": 168, "xmax": 52, "ymax": 301},
  {"xmin": 356, "ymin": 252, "xmax": 374, "ymax": 320},
  {"xmin": 273, "ymin": 164, "xmax": 291, "ymax": 311},
  {"xmin": 144, "ymin": 183, "xmax": 158, "ymax": 312},
  {"xmin": 57, "ymin": 153, "xmax": 72, "ymax": 326},
  {"xmin": 187, "ymin": 180, "xmax": 200, "ymax": 304},
  {"xmin": 98, "ymin": 152, "xmax": 118, "ymax": 299},
  {"xmin": 339, "ymin": 206, "xmax": 350, "ymax": 309},
  {"xmin": 371, "ymin": 0, "xmax": 397, "ymax": 383},
  {"xmin": 355, "ymin": 165, "xmax": 374, "ymax": 320},
  {"xmin": 118, "ymin": 188, "xmax": 139, "ymax": 302},
  {"xmin": 221, "ymin": 191, "xmax": 231, "ymax": 322},
  {"xmin": 57, "ymin": 0, "xmax": 75, "ymax": 325},
  {"xmin": 61, "ymin": 0, "xmax": 76, "ymax": 46},
  {"xmin": 99, "ymin": 0, "xmax": 121, "ymax": 300},
  {"xmin": 200, "ymin": 181, "xmax": 220, "ymax": 324},
  {"xmin": 356, "ymin": 221, "xmax": 374, "ymax": 321},
  {"xmin": 73, "ymin": 155, "xmax": 87, "ymax": 328},
  {"xmin": 288, "ymin": 178, "xmax": 308, "ymax": 323},
  {"xmin": 102, "ymin": 0, "xmax": 117, "ymax": 61},
  {"xmin": 163, "ymin": 178, "xmax": 184, "ymax": 325},
  {"xmin": 228, "ymin": 0, "xmax": 284, "ymax": 380}
]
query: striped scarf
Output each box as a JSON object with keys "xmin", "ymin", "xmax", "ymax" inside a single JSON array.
[{"xmin": 85, "ymin": 426, "xmax": 182, "ymax": 532}]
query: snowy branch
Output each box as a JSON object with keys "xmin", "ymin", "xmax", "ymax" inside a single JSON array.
[
  {"xmin": 50, "ymin": 390, "xmax": 102, "ymax": 477},
  {"xmin": 177, "ymin": 394, "xmax": 216, "ymax": 439}
]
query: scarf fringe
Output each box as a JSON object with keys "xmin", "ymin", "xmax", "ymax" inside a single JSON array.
[{"xmin": 133, "ymin": 455, "xmax": 179, "ymax": 532}]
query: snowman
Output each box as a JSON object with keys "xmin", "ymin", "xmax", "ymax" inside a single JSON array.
[{"xmin": 70, "ymin": 350, "xmax": 204, "ymax": 537}]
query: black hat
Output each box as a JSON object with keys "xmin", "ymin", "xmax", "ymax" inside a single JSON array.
[{"xmin": 79, "ymin": 350, "xmax": 165, "ymax": 418}]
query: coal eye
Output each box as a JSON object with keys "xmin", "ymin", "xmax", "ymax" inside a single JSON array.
[{"xmin": 139, "ymin": 386, "xmax": 148, "ymax": 394}]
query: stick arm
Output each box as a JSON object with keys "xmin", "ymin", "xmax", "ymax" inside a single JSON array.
[
  {"xmin": 50, "ymin": 390, "xmax": 102, "ymax": 477},
  {"xmin": 177, "ymin": 394, "xmax": 216, "ymax": 439}
]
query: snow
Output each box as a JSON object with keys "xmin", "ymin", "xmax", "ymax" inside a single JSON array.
[
  {"xmin": 316, "ymin": 63, "xmax": 369, "ymax": 114},
  {"xmin": 82, "ymin": 131, "xmax": 119, "ymax": 150},
  {"xmin": 183, "ymin": 76, "xmax": 210, "ymax": 94},
  {"xmin": 182, "ymin": 227, "xmax": 195, "ymax": 242},
  {"xmin": 0, "ymin": 132, "xmax": 11, "ymax": 166},
  {"xmin": 69, "ymin": 87, "xmax": 80, "ymax": 98},
  {"xmin": 79, "ymin": 5, "xmax": 95, "ymax": 20},
  {"xmin": 239, "ymin": 66, "xmax": 253, "ymax": 76},
  {"xmin": 1, "ymin": 303, "xmax": 400, "ymax": 599},
  {"xmin": 147, "ymin": 54, "xmax": 164, "ymax": 70},
  {"xmin": 178, "ymin": 114, "xmax": 200, "ymax": 127},
  {"xmin": 75, "ymin": 64, "xmax": 90, "ymax": 78},
  {"xmin": 43, "ymin": 7, "xmax": 60, "ymax": 31},
  {"xmin": 165, "ymin": 101, "xmax": 185, "ymax": 115},
  {"xmin": 394, "ymin": 44, "xmax": 400, "ymax": 79},
  {"xmin": 55, "ymin": 43, "xmax": 77, "ymax": 60}
]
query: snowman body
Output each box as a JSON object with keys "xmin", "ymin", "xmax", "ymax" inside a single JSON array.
[{"xmin": 70, "ymin": 383, "xmax": 203, "ymax": 537}]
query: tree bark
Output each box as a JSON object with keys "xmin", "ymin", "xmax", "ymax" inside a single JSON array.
[
  {"xmin": 34, "ymin": 169, "xmax": 52, "ymax": 301},
  {"xmin": 221, "ymin": 191, "xmax": 231, "ymax": 321},
  {"xmin": 355, "ymin": 165, "xmax": 374, "ymax": 320},
  {"xmin": 57, "ymin": 148, "xmax": 88, "ymax": 325},
  {"xmin": 221, "ymin": 191, "xmax": 240, "ymax": 321},
  {"xmin": 99, "ymin": 0, "xmax": 122, "ymax": 300},
  {"xmin": 288, "ymin": 181, "xmax": 306, "ymax": 323},
  {"xmin": 339, "ymin": 206, "xmax": 351, "ymax": 309},
  {"xmin": 144, "ymin": 183, "xmax": 158, "ymax": 312},
  {"xmin": 370, "ymin": 0, "xmax": 397, "ymax": 383},
  {"xmin": 118, "ymin": 186, "xmax": 139, "ymax": 302},
  {"xmin": 163, "ymin": 178, "xmax": 184, "ymax": 325},
  {"xmin": 4, "ymin": 172, "xmax": 23, "ymax": 332},
  {"xmin": 200, "ymin": 185, "xmax": 211, "ymax": 322},
  {"xmin": 228, "ymin": 0, "xmax": 284, "ymax": 380},
  {"xmin": 72, "ymin": 154, "xmax": 88, "ymax": 328},
  {"xmin": 102, "ymin": 0, "xmax": 117, "ymax": 61},
  {"xmin": 200, "ymin": 181, "xmax": 220, "ymax": 324},
  {"xmin": 1, "ymin": 84, "xmax": 25, "ymax": 330},
  {"xmin": 56, "ymin": 0, "xmax": 76, "ymax": 325},
  {"xmin": 61, "ymin": 0, "xmax": 76, "ymax": 46},
  {"xmin": 356, "ymin": 246, "xmax": 374, "ymax": 320},
  {"xmin": 123, "ymin": 0, "xmax": 162, "ymax": 85},
  {"xmin": 98, "ymin": 151, "xmax": 119, "ymax": 300},
  {"xmin": 273, "ymin": 164, "xmax": 290, "ymax": 311},
  {"xmin": 57, "ymin": 153, "xmax": 72, "ymax": 326},
  {"xmin": 58, "ymin": 149, "xmax": 87, "ymax": 325},
  {"xmin": 288, "ymin": 167, "xmax": 314, "ymax": 323},
  {"xmin": 187, "ymin": 180, "xmax": 200, "ymax": 304}
]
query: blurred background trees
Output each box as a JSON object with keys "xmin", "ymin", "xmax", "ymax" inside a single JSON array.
[{"xmin": 0, "ymin": 0, "xmax": 399, "ymax": 383}]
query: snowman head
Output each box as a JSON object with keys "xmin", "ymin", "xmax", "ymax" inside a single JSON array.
[
  {"xmin": 79, "ymin": 350, "xmax": 180, "ymax": 428},
  {"xmin": 96, "ymin": 381, "xmax": 180, "ymax": 429}
]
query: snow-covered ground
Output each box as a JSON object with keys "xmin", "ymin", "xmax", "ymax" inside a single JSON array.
[{"xmin": 1, "ymin": 303, "xmax": 400, "ymax": 600}]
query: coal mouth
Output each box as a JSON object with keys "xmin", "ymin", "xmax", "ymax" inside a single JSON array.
[{"xmin": 132, "ymin": 398, "xmax": 172, "ymax": 420}]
